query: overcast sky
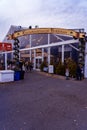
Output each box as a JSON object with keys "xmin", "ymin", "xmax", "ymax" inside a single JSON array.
[{"xmin": 0, "ymin": 0, "xmax": 87, "ymax": 41}]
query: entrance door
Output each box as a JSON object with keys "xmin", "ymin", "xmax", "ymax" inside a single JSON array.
[{"xmin": 36, "ymin": 57, "xmax": 42, "ymax": 69}]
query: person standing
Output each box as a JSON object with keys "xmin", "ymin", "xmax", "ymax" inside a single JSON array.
[
  {"xmin": 81, "ymin": 65, "xmax": 84, "ymax": 79},
  {"xmin": 65, "ymin": 67, "xmax": 69, "ymax": 80},
  {"xmin": 29, "ymin": 62, "xmax": 33, "ymax": 72},
  {"xmin": 76, "ymin": 64, "xmax": 82, "ymax": 80},
  {"xmin": 20, "ymin": 62, "xmax": 25, "ymax": 80}
]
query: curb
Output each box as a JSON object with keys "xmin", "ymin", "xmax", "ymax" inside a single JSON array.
[{"xmin": 37, "ymin": 71, "xmax": 65, "ymax": 80}]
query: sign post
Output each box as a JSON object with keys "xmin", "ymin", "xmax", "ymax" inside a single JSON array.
[
  {"xmin": 48, "ymin": 65, "xmax": 54, "ymax": 74},
  {"xmin": 0, "ymin": 42, "xmax": 12, "ymax": 70}
]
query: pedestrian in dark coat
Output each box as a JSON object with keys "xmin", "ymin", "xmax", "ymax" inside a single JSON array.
[{"xmin": 76, "ymin": 64, "xmax": 82, "ymax": 80}]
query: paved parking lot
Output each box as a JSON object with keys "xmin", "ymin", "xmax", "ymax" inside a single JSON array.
[{"xmin": 0, "ymin": 71, "xmax": 87, "ymax": 130}]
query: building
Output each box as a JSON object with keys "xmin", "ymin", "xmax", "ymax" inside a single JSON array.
[{"xmin": 2, "ymin": 25, "xmax": 86, "ymax": 73}]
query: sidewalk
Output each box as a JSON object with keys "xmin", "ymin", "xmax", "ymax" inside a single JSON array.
[{"xmin": 37, "ymin": 71, "xmax": 87, "ymax": 82}]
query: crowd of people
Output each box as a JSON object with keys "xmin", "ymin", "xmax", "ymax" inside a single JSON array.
[{"xmin": 7, "ymin": 60, "xmax": 33, "ymax": 72}]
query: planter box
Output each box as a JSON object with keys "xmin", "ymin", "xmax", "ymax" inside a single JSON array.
[{"xmin": 0, "ymin": 70, "xmax": 14, "ymax": 83}]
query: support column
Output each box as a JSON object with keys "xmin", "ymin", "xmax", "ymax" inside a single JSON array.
[
  {"xmin": 53, "ymin": 34, "xmax": 65, "ymax": 64},
  {"xmin": 33, "ymin": 49, "xmax": 36, "ymax": 70},
  {"xmin": 5, "ymin": 52, "xmax": 7, "ymax": 70},
  {"xmin": 30, "ymin": 35, "xmax": 32, "ymax": 62},
  {"xmin": 19, "ymin": 52, "xmax": 21, "ymax": 60},
  {"xmin": 84, "ymin": 42, "xmax": 87, "ymax": 78},
  {"xmin": 62, "ymin": 45, "xmax": 64, "ymax": 64},
  {"xmin": 78, "ymin": 38, "xmax": 85, "ymax": 65},
  {"xmin": 11, "ymin": 42, "xmax": 14, "ymax": 60},
  {"xmin": 42, "ymin": 48, "xmax": 44, "ymax": 62},
  {"xmin": 48, "ymin": 34, "xmax": 50, "ymax": 65}
]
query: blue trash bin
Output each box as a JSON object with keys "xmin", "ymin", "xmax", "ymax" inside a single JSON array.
[{"xmin": 14, "ymin": 71, "xmax": 20, "ymax": 81}]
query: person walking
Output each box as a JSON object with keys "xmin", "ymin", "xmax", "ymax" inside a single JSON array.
[{"xmin": 29, "ymin": 62, "xmax": 33, "ymax": 72}]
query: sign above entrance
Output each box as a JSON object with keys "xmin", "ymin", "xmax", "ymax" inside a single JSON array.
[{"xmin": 7, "ymin": 27, "xmax": 85, "ymax": 40}]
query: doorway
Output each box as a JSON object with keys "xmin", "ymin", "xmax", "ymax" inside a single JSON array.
[{"xmin": 36, "ymin": 56, "xmax": 42, "ymax": 70}]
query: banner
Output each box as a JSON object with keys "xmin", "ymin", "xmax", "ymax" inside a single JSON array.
[
  {"xmin": 0, "ymin": 42, "xmax": 12, "ymax": 51},
  {"xmin": 0, "ymin": 43, "xmax": 3, "ymax": 50}
]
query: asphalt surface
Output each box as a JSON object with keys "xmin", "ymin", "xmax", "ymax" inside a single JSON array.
[{"xmin": 0, "ymin": 71, "xmax": 87, "ymax": 130}]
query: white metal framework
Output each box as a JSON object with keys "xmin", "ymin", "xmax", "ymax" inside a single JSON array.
[
  {"xmin": 1, "ymin": 27, "xmax": 86, "ymax": 77},
  {"xmin": 1, "ymin": 38, "xmax": 79, "ymax": 70}
]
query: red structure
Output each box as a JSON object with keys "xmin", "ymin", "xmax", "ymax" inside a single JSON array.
[
  {"xmin": 0, "ymin": 43, "xmax": 3, "ymax": 50},
  {"xmin": 0, "ymin": 42, "xmax": 12, "ymax": 51}
]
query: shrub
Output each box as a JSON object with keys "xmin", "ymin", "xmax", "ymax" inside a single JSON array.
[
  {"xmin": 65, "ymin": 58, "xmax": 77, "ymax": 77},
  {"xmin": 40, "ymin": 61, "xmax": 47, "ymax": 71},
  {"xmin": 55, "ymin": 62, "xmax": 65, "ymax": 76}
]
